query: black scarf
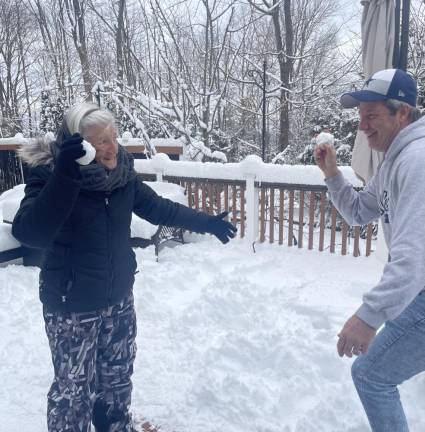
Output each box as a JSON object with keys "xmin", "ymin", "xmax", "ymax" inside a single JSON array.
[{"xmin": 78, "ymin": 145, "xmax": 137, "ymax": 192}]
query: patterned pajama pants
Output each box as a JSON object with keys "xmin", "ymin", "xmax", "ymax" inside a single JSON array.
[{"xmin": 43, "ymin": 293, "xmax": 137, "ymax": 432}]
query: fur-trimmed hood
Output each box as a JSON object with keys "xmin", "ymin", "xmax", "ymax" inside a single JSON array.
[{"xmin": 18, "ymin": 134, "xmax": 56, "ymax": 168}]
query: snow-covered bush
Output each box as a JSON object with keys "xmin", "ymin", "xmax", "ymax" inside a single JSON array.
[{"xmin": 39, "ymin": 91, "xmax": 67, "ymax": 134}]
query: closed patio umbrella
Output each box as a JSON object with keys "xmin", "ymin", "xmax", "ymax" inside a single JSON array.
[{"xmin": 350, "ymin": 0, "xmax": 395, "ymax": 183}]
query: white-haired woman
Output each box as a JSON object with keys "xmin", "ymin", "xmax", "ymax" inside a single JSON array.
[{"xmin": 12, "ymin": 103, "xmax": 236, "ymax": 432}]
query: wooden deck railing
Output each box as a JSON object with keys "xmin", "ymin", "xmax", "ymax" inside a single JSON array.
[
  {"xmin": 149, "ymin": 175, "xmax": 376, "ymax": 257},
  {"xmin": 0, "ymin": 141, "xmax": 376, "ymax": 258}
]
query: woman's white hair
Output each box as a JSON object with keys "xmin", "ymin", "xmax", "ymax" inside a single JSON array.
[{"xmin": 65, "ymin": 102, "xmax": 117, "ymax": 136}]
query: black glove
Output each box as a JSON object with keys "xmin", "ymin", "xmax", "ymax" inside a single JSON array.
[
  {"xmin": 206, "ymin": 211, "xmax": 237, "ymax": 244},
  {"xmin": 56, "ymin": 133, "xmax": 85, "ymax": 178}
]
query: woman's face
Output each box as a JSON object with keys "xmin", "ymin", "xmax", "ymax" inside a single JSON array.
[{"xmin": 84, "ymin": 123, "xmax": 119, "ymax": 170}]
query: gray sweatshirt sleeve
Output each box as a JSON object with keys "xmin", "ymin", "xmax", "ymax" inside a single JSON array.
[
  {"xmin": 325, "ymin": 172, "xmax": 380, "ymax": 226},
  {"xmin": 326, "ymin": 150, "xmax": 425, "ymax": 329},
  {"xmin": 355, "ymin": 149, "xmax": 425, "ymax": 329}
]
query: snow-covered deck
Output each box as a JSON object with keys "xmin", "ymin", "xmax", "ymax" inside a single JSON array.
[{"xmin": 0, "ymin": 238, "xmax": 423, "ymax": 432}]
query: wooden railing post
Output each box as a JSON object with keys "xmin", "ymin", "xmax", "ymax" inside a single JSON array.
[
  {"xmin": 242, "ymin": 156, "xmax": 263, "ymax": 245},
  {"xmin": 151, "ymin": 153, "xmax": 170, "ymax": 182},
  {"xmin": 288, "ymin": 190, "xmax": 295, "ymax": 247},
  {"xmin": 244, "ymin": 174, "xmax": 259, "ymax": 244},
  {"xmin": 269, "ymin": 188, "xmax": 275, "ymax": 243},
  {"xmin": 298, "ymin": 190, "xmax": 304, "ymax": 248}
]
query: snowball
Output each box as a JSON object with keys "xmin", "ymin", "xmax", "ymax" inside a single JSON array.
[{"xmin": 315, "ymin": 132, "xmax": 335, "ymax": 146}]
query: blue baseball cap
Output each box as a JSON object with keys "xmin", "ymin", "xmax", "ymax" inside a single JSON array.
[{"xmin": 340, "ymin": 69, "xmax": 417, "ymax": 108}]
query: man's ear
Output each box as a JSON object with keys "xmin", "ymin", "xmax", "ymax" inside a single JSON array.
[{"xmin": 399, "ymin": 104, "xmax": 412, "ymax": 124}]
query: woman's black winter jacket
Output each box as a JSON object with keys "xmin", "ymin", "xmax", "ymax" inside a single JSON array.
[{"xmin": 12, "ymin": 167, "xmax": 211, "ymax": 312}]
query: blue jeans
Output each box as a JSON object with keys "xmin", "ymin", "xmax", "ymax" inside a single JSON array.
[{"xmin": 351, "ymin": 291, "xmax": 425, "ymax": 431}]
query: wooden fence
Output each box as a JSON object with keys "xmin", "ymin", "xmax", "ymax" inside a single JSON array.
[
  {"xmin": 0, "ymin": 143, "xmax": 376, "ymax": 258},
  {"xmin": 147, "ymin": 175, "xmax": 376, "ymax": 258}
]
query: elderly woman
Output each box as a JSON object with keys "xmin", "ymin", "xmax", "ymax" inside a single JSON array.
[{"xmin": 12, "ymin": 103, "xmax": 236, "ymax": 432}]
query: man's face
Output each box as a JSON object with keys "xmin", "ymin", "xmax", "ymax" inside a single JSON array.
[
  {"xmin": 358, "ymin": 101, "xmax": 409, "ymax": 153},
  {"xmin": 84, "ymin": 123, "xmax": 118, "ymax": 169}
]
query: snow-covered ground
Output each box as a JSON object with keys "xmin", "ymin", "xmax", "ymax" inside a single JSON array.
[{"xmin": 1, "ymin": 236, "xmax": 424, "ymax": 432}]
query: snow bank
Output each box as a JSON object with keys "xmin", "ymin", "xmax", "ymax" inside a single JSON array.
[
  {"xmin": 0, "ymin": 223, "xmax": 20, "ymax": 251},
  {"xmin": 131, "ymin": 181, "xmax": 187, "ymax": 239},
  {"xmin": 0, "ymin": 185, "xmax": 26, "ymax": 252}
]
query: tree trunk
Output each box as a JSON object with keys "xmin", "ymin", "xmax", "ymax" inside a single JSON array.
[
  {"xmin": 65, "ymin": 0, "xmax": 92, "ymax": 100},
  {"xmin": 116, "ymin": 0, "xmax": 125, "ymax": 91},
  {"xmin": 17, "ymin": 7, "xmax": 32, "ymax": 135},
  {"xmin": 271, "ymin": 0, "xmax": 293, "ymax": 153}
]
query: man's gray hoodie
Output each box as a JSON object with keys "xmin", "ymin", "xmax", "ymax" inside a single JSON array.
[{"xmin": 326, "ymin": 116, "xmax": 425, "ymax": 329}]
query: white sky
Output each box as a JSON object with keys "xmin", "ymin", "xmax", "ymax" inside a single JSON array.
[{"xmin": 335, "ymin": 0, "xmax": 362, "ymax": 55}]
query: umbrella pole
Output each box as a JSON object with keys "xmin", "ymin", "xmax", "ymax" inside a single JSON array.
[
  {"xmin": 393, "ymin": 0, "xmax": 401, "ymax": 68},
  {"xmin": 399, "ymin": 0, "xmax": 411, "ymax": 71}
]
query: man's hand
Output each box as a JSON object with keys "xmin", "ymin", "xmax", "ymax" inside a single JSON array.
[
  {"xmin": 314, "ymin": 143, "xmax": 340, "ymax": 179},
  {"xmin": 337, "ymin": 315, "xmax": 376, "ymax": 358}
]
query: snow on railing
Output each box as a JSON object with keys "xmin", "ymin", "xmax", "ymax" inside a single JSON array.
[{"xmin": 135, "ymin": 154, "xmax": 375, "ymax": 257}]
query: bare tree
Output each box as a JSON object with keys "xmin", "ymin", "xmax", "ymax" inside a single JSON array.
[
  {"xmin": 245, "ymin": 0, "xmax": 359, "ymax": 161},
  {"xmin": 87, "ymin": 0, "xmax": 130, "ymax": 91},
  {"xmin": 29, "ymin": 0, "xmax": 75, "ymax": 102},
  {"xmin": 1, "ymin": 0, "xmax": 361, "ymax": 164},
  {"xmin": 17, "ymin": 5, "xmax": 33, "ymax": 133},
  {"xmin": 138, "ymin": 0, "xmax": 246, "ymax": 160},
  {"xmin": 408, "ymin": 0, "xmax": 425, "ymax": 108},
  {"xmin": 247, "ymin": 0, "xmax": 293, "ymax": 152},
  {"xmin": 0, "ymin": 0, "xmax": 36, "ymax": 135},
  {"xmin": 64, "ymin": 0, "xmax": 92, "ymax": 99}
]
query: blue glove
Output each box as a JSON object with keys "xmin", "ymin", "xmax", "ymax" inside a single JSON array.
[
  {"xmin": 56, "ymin": 133, "xmax": 85, "ymax": 178},
  {"xmin": 206, "ymin": 211, "xmax": 237, "ymax": 244}
]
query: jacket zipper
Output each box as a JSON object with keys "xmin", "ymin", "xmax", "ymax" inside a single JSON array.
[
  {"xmin": 62, "ymin": 275, "xmax": 74, "ymax": 304},
  {"xmin": 61, "ymin": 250, "xmax": 74, "ymax": 304},
  {"xmin": 105, "ymin": 194, "xmax": 114, "ymax": 304}
]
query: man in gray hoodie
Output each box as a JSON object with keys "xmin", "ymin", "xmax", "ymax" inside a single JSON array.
[{"xmin": 315, "ymin": 68, "xmax": 425, "ymax": 431}]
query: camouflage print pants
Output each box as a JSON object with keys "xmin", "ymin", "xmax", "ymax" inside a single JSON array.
[{"xmin": 43, "ymin": 293, "xmax": 137, "ymax": 432}]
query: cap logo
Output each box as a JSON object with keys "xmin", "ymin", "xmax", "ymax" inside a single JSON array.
[
  {"xmin": 398, "ymin": 90, "xmax": 405, "ymax": 97},
  {"xmin": 364, "ymin": 78, "xmax": 375, "ymax": 87}
]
